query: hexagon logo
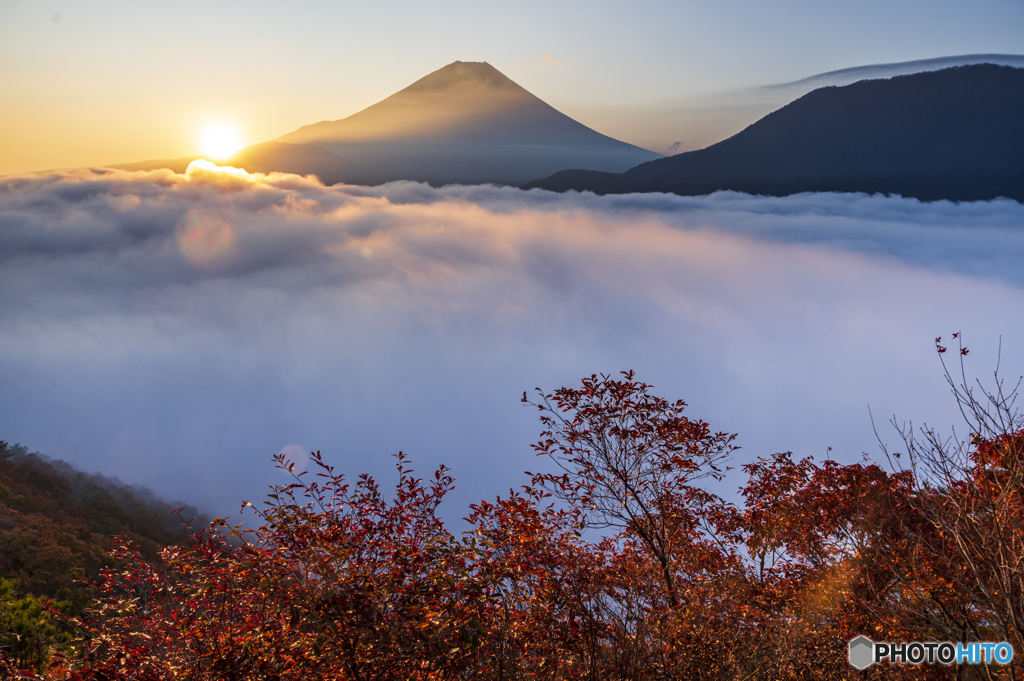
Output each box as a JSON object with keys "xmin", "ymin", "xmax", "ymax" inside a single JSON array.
[{"xmin": 849, "ymin": 635, "xmax": 875, "ymax": 670}]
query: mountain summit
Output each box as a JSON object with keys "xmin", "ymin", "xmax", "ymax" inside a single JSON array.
[
  {"xmin": 273, "ymin": 61, "xmax": 660, "ymax": 186},
  {"xmin": 283, "ymin": 61, "xmax": 540, "ymax": 142},
  {"xmin": 282, "ymin": 61, "xmax": 565, "ymax": 143}
]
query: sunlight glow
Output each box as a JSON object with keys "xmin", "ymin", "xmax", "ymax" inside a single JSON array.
[{"xmin": 198, "ymin": 122, "xmax": 244, "ymax": 159}]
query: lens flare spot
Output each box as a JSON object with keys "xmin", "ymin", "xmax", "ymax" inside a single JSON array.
[
  {"xmin": 278, "ymin": 444, "xmax": 308, "ymax": 474},
  {"xmin": 175, "ymin": 210, "xmax": 236, "ymax": 267}
]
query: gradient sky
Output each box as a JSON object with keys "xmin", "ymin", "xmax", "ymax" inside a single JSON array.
[{"xmin": 2, "ymin": 0, "xmax": 1022, "ymax": 175}]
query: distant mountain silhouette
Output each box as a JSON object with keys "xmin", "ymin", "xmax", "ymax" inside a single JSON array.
[
  {"xmin": 274, "ymin": 61, "xmax": 660, "ymax": 186},
  {"xmin": 524, "ymin": 64, "xmax": 1024, "ymax": 203},
  {"xmin": 115, "ymin": 61, "xmax": 660, "ymax": 187}
]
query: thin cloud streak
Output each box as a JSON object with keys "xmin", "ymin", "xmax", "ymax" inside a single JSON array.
[{"xmin": 2, "ymin": 164, "xmax": 1022, "ymax": 515}]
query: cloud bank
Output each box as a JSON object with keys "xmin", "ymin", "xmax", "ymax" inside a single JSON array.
[{"xmin": 2, "ymin": 162, "xmax": 1023, "ymax": 515}]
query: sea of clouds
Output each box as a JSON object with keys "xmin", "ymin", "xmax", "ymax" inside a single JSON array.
[{"xmin": 2, "ymin": 162, "xmax": 1023, "ymax": 517}]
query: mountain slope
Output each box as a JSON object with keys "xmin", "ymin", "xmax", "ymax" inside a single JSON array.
[
  {"xmin": 773, "ymin": 53, "xmax": 1024, "ymax": 90},
  {"xmin": 0, "ymin": 440, "xmax": 205, "ymax": 612},
  {"xmin": 524, "ymin": 64, "xmax": 1024, "ymax": 202},
  {"xmin": 274, "ymin": 61, "xmax": 661, "ymax": 186}
]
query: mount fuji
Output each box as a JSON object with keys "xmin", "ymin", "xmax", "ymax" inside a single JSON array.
[{"xmin": 116, "ymin": 61, "xmax": 660, "ymax": 187}]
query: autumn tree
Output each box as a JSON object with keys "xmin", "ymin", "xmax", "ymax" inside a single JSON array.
[
  {"xmin": 879, "ymin": 336, "xmax": 1024, "ymax": 679},
  {"xmin": 523, "ymin": 372, "xmax": 739, "ymax": 605},
  {"xmin": 523, "ymin": 372, "xmax": 755, "ymax": 679}
]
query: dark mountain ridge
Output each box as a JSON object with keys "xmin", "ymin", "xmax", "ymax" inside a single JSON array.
[
  {"xmin": 524, "ymin": 64, "xmax": 1024, "ymax": 202},
  {"xmin": 773, "ymin": 53, "xmax": 1024, "ymax": 89}
]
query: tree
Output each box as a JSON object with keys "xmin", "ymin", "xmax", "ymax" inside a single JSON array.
[
  {"xmin": 523, "ymin": 371, "xmax": 739, "ymax": 608},
  {"xmin": 524, "ymin": 372, "xmax": 757, "ymax": 680},
  {"xmin": 879, "ymin": 336, "xmax": 1024, "ymax": 679},
  {"xmin": 0, "ymin": 578, "xmax": 71, "ymax": 675}
]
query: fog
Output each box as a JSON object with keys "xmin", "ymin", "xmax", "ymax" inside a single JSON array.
[{"xmin": 2, "ymin": 162, "xmax": 1022, "ymax": 518}]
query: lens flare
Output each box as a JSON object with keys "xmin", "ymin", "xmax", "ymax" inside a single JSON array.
[
  {"xmin": 198, "ymin": 122, "xmax": 244, "ymax": 159},
  {"xmin": 277, "ymin": 445, "xmax": 308, "ymax": 474},
  {"xmin": 174, "ymin": 210, "xmax": 236, "ymax": 267}
]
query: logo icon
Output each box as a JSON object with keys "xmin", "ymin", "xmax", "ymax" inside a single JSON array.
[{"xmin": 849, "ymin": 635, "xmax": 875, "ymax": 670}]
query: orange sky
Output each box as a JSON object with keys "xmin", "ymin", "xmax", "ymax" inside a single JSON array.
[{"xmin": 1, "ymin": 0, "xmax": 1021, "ymax": 175}]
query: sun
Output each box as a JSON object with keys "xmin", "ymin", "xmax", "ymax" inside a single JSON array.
[{"xmin": 198, "ymin": 122, "xmax": 244, "ymax": 160}]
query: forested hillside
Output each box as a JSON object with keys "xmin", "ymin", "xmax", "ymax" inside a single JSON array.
[
  {"xmin": 0, "ymin": 441, "xmax": 205, "ymax": 671},
  {"xmin": 0, "ymin": 441, "xmax": 204, "ymax": 605}
]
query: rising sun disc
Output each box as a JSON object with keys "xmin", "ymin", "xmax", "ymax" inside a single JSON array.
[{"xmin": 198, "ymin": 122, "xmax": 243, "ymax": 159}]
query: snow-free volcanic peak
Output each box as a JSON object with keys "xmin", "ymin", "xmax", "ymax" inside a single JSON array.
[
  {"xmin": 273, "ymin": 60, "xmax": 661, "ymax": 186},
  {"xmin": 399, "ymin": 60, "xmax": 525, "ymax": 94},
  {"xmin": 279, "ymin": 61, "xmax": 549, "ymax": 143},
  {"xmin": 114, "ymin": 61, "xmax": 659, "ymax": 187}
]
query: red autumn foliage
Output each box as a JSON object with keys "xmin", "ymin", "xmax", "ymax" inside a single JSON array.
[{"xmin": 8, "ymin": 339, "xmax": 1023, "ymax": 680}]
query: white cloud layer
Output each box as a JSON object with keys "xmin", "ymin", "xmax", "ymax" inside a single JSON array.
[{"xmin": 3, "ymin": 163, "xmax": 1023, "ymax": 516}]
